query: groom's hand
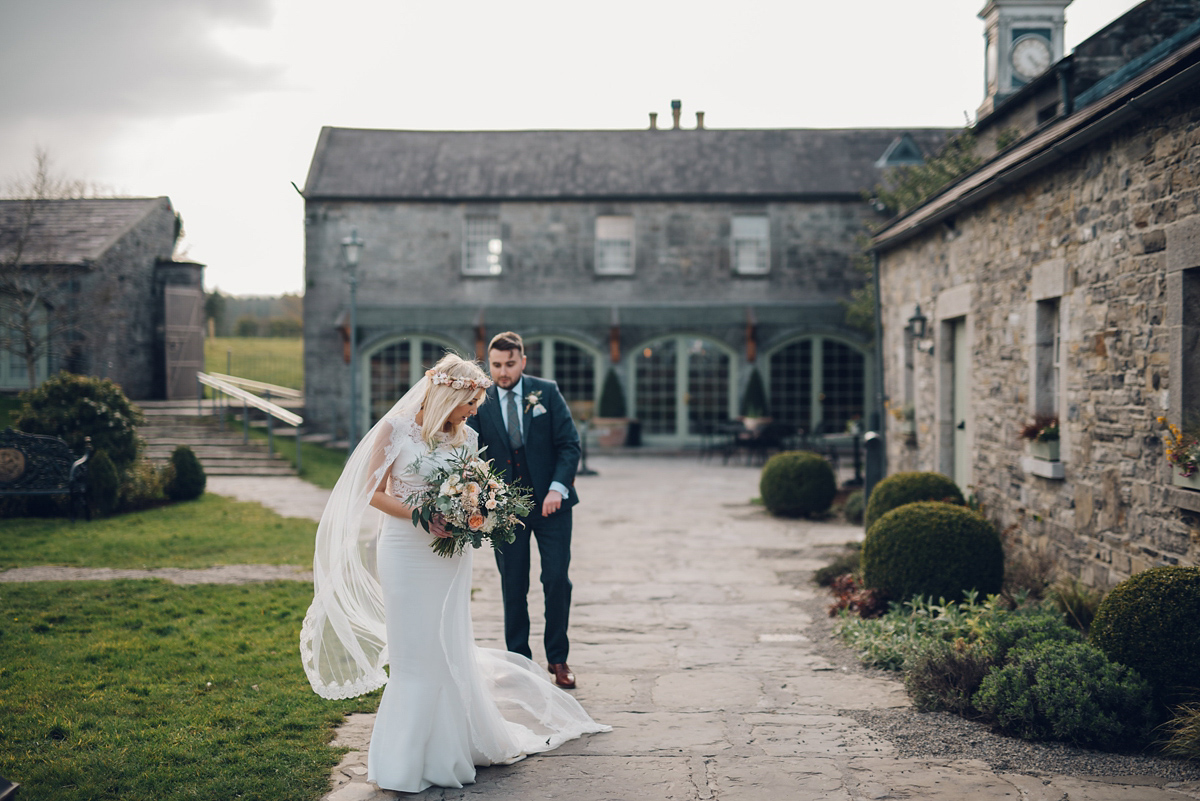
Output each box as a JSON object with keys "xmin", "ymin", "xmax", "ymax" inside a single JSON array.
[{"xmin": 542, "ymin": 490, "xmax": 562, "ymax": 517}]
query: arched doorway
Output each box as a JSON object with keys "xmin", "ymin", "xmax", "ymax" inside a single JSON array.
[
  {"xmin": 521, "ymin": 335, "xmax": 603, "ymax": 407},
  {"xmin": 766, "ymin": 335, "xmax": 869, "ymax": 435},
  {"xmin": 364, "ymin": 334, "xmax": 464, "ymax": 427},
  {"xmin": 632, "ymin": 335, "xmax": 735, "ymax": 442}
]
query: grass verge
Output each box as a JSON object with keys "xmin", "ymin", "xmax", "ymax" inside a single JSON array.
[
  {"xmin": 0, "ymin": 580, "xmax": 378, "ymax": 800},
  {"xmin": 1, "ymin": 494, "xmax": 315, "ymax": 569},
  {"xmin": 243, "ymin": 426, "xmax": 346, "ymax": 491}
]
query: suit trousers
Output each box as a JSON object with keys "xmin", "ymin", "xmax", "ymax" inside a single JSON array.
[{"xmin": 494, "ymin": 447, "xmax": 572, "ymax": 665}]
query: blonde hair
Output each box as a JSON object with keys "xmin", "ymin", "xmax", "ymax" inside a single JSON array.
[{"xmin": 420, "ymin": 353, "xmax": 489, "ymax": 445}]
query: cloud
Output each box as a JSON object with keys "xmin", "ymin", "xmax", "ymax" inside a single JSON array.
[{"xmin": 0, "ymin": 0, "xmax": 284, "ymax": 122}]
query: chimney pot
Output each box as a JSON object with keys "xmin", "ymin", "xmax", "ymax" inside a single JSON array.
[
  {"xmin": 695, "ymin": 111, "xmax": 705, "ymax": 129},
  {"xmin": 671, "ymin": 99, "xmax": 682, "ymax": 130},
  {"xmin": 649, "ymin": 112, "xmax": 658, "ymax": 130}
]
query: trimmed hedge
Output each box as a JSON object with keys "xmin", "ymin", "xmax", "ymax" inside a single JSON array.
[
  {"xmin": 165, "ymin": 445, "xmax": 207, "ymax": 502},
  {"xmin": 862, "ymin": 501, "xmax": 1003, "ymax": 603},
  {"xmin": 863, "ymin": 471, "xmax": 964, "ymax": 531},
  {"xmin": 13, "ymin": 372, "xmax": 144, "ymax": 472},
  {"xmin": 87, "ymin": 449, "xmax": 121, "ymax": 517},
  {"xmin": 759, "ymin": 450, "xmax": 836, "ymax": 518},
  {"xmin": 1090, "ymin": 566, "xmax": 1200, "ymax": 705}
]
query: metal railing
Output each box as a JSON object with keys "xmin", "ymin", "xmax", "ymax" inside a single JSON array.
[{"xmin": 196, "ymin": 372, "xmax": 304, "ymax": 473}]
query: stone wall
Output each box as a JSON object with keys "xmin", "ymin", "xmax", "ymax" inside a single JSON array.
[
  {"xmin": 878, "ymin": 86, "xmax": 1200, "ymax": 589},
  {"xmin": 304, "ymin": 198, "xmax": 878, "ymax": 438}
]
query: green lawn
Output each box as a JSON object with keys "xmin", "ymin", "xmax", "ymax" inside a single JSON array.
[
  {"xmin": 0, "ymin": 580, "xmax": 378, "ymax": 801},
  {"xmin": 245, "ymin": 427, "xmax": 347, "ymax": 490},
  {"xmin": 205, "ymin": 337, "xmax": 303, "ymax": 390},
  {"xmin": 1, "ymin": 494, "xmax": 316, "ymax": 569}
]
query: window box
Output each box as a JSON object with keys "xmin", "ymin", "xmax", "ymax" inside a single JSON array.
[
  {"xmin": 1173, "ymin": 471, "xmax": 1200, "ymax": 492},
  {"xmin": 1030, "ymin": 439, "xmax": 1060, "ymax": 461}
]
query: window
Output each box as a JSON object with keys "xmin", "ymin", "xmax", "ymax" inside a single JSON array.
[
  {"xmin": 595, "ymin": 216, "xmax": 634, "ymax": 275},
  {"xmin": 768, "ymin": 336, "xmax": 868, "ymax": 434},
  {"xmin": 1034, "ymin": 298, "xmax": 1060, "ymax": 418},
  {"xmin": 522, "ymin": 336, "xmax": 601, "ymax": 406},
  {"xmin": 633, "ymin": 336, "xmax": 733, "ymax": 439},
  {"xmin": 367, "ymin": 336, "xmax": 457, "ymax": 425},
  {"xmin": 463, "ymin": 217, "xmax": 502, "ymax": 275},
  {"xmin": 731, "ymin": 216, "xmax": 769, "ymax": 275}
]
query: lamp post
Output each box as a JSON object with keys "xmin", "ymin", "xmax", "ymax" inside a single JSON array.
[{"xmin": 342, "ymin": 228, "xmax": 364, "ymax": 453}]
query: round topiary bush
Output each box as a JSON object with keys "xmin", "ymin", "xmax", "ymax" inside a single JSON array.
[
  {"xmin": 863, "ymin": 471, "xmax": 965, "ymax": 531},
  {"xmin": 861, "ymin": 501, "xmax": 1003, "ymax": 603},
  {"xmin": 13, "ymin": 372, "xmax": 144, "ymax": 472},
  {"xmin": 973, "ymin": 640, "xmax": 1154, "ymax": 750},
  {"xmin": 165, "ymin": 445, "xmax": 206, "ymax": 501},
  {"xmin": 1090, "ymin": 566, "xmax": 1200, "ymax": 704},
  {"xmin": 759, "ymin": 450, "xmax": 836, "ymax": 518},
  {"xmin": 87, "ymin": 449, "xmax": 121, "ymax": 517},
  {"xmin": 843, "ymin": 489, "xmax": 865, "ymax": 525}
]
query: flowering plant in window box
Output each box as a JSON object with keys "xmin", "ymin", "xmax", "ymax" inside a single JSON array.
[
  {"xmin": 1157, "ymin": 417, "xmax": 1200, "ymax": 488},
  {"xmin": 1020, "ymin": 415, "xmax": 1060, "ymax": 461}
]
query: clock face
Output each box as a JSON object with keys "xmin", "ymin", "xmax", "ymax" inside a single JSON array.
[{"xmin": 1011, "ymin": 35, "xmax": 1052, "ymax": 80}]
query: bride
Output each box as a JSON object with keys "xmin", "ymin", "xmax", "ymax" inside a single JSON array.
[{"xmin": 300, "ymin": 353, "xmax": 608, "ymax": 792}]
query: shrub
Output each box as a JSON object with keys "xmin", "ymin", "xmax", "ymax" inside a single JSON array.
[
  {"xmin": 1090, "ymin": 566, "xmax": 1200, "ymax": 704},
  {"xmin": 974, "ymin": 641, "xmax": 1154, "ymax": 750},
  {"xmin": 843, "ymin": 489, "xmax": 865, "ymax": 525},
  {"xmin": 87, "ymin": 449, "xmax": 120, "ymax": 517},
  {"xmin": 740, "ymin": 368, "xmax": 770, "ymax": 417},
  {"xmin": 863, "ymin": 471, "xmax": 964, "ymax": 531},
  {"xmin": 982, "ymin": 610, "xmax": 1082, "ymax": 661},
  {"xmin": 759, "ymin": 450, "xmax": 836, "ymax": 518},
  {"xmin": 165, "ymin": 445, "xmax": 206, "ymax": 501},
  {"xmin": 1048, "ymin": 576, "xmax": 1104, "ymax": 633},
  {"xmin": 596, "ymin": 368, "xmax": 627, "ymax": 418},
  {"xmin": 1160, "ymin": 703, "xmax": 1200, "ymax": 759},
  {"xmin": 861, "ymin": 501, "xmax": 1003, "ymax": 603},
  {"xmin": 905, "ymin": 638, "xmax": 995, "ymax": 714},
  {"xmin": 13, "ymin": 372, "xmax": 144, "ymax": 472},
  {"xmin": 120, "ymin": 458, "xmax": 168, "ymax": 512}
]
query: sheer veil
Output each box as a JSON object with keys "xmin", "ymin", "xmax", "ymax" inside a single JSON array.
[{"xmin": 299, "ymin": 377, "xmax": 430, "ymax": 699}]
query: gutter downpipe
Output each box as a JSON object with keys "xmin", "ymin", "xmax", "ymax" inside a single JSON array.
[{"xmin": 872, "ymin": 248, "xmax": 887, "ymax": 464}]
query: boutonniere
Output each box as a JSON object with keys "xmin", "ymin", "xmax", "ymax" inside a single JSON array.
[{"xmin": 525, "ymin": 391, "xmax": 546, "ymax": 415}]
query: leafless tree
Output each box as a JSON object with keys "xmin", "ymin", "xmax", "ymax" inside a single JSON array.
[{"xmin": 0, "ymin": 149, "xmax": 109, "ymax": 388}]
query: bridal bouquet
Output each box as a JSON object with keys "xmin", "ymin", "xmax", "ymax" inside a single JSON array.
[{"xmin": 404, "ymin": 448, "xmax": 533, "ymax": 557}]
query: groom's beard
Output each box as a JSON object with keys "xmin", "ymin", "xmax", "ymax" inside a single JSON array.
[{"xmin": 493, "ymin": 372, "xmax": 522, "ymax": 390}]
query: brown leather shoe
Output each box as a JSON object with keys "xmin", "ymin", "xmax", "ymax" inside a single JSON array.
[{"xmin": 547, "ymin": 662, "xmax": 576, "ymax": 689}]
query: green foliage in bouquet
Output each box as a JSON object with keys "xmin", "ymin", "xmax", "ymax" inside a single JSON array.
[
  {"xmin": 973, "ymin": 641, "xmax": 1154, "ymax": 750},
  {"xmin": 13, "ymin": 372, "xmax": 144, "ymax": 472},
  {"xmin": 1090, "ymin": 566, "xmax": 1200, "ymax": 705},
  {"xmin": 406, "ymin": 448, "xmax": 533, "ymax": 557},
  {"xmin": 862, "ymin": 501, "xmax": 1002, "ymax": 603},
  {"xmin": 165, "ymin": 445, "xmax": 207, "ymax": 502},
  {"xmin": 87, "ymin": 449, "xmax": 121, "ymax": 518},
  {"xmin": 759, "ymin": 450, "xmax": 836, "ymax": 518},
  {"xmin": 863, "ymin": 470, "xmax": 964, "ymax": 531}
]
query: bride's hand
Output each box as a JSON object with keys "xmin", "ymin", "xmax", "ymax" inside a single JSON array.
[{"xmin": 430, "ymin": 513, "xmax": 452, "ymax": 538}]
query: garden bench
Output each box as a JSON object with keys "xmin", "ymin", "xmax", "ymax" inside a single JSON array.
[{"xmin": 0, "ymin": 428, "xmax": 90, "ymax": 521}]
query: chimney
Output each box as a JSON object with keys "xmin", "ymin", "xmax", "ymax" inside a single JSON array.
[
  {"xmin": 671, "ymin": 99, "xmax": 681, "ymax": 130},
  {"xmin": 649, "ymin": 112, "xmax": 658, "ymax": 130},
  {"xmin": 695, "ymin": 111, "xmax": 705, "ymax": 130}
]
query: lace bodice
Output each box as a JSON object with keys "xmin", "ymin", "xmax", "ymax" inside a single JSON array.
[{"xmin": 385, "ymin": 415, "xmax": 479, "ymax": 499}]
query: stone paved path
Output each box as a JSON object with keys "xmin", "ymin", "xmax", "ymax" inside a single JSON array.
[{"xmin": 7, "ymin": 460, "xmax": 1200, "ymax": 800}]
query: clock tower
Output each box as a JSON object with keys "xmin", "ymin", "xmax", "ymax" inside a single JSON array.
[{"xmin": 978, "ymin": 0, "xmax": 1072, "ymax": 116}]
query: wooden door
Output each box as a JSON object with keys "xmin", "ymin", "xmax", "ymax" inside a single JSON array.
[{"xmin": 164, "ymin": 286, "xmax": 204, "ymax": 399}]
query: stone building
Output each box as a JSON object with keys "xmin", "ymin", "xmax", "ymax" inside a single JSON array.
[
  {"xmin": 872, "ymin": 0, "xmax": 1200, "ymax": 587},
  {"xmin": 302, "ymin": 119, "xmax": 947, "ymax": 446},
  {"xmin": 0, "ymin": 197, "xmax": 204, "ymax": 399}
]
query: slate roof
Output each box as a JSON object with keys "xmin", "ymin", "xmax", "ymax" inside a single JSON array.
[
  {"xmin": 304, "ymin": 127, "xmax": 952, "ymax": 201},
  {"xmin": 0, "ymin": 197, "xmax": 171, "ymax": 266}
]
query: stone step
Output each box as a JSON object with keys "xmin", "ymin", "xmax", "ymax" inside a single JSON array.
[{"xmin": 135, "ymin": 415, "xmax": 297, "ymax": 478}]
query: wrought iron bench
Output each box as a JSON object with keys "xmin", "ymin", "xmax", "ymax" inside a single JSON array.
[{"xmin": 0, "ymin": 428, "xmax": 91, "ymax": 521}]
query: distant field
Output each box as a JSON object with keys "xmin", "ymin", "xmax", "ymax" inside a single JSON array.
[{"xmin": 204, "ymin": 337, "xmax": 303, "ymax": 390}]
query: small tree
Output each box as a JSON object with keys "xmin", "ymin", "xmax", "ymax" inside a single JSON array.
[
  {"xmin": 597, "ymin": 367, "xmax": 627, "ymax": 418},
  {"xmin": 741, "ymin": 367, "xmax": 770, "ymax": 418}
]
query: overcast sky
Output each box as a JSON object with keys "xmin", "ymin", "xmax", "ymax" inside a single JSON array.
[{"xmin": 0, "ymin": 0, "xmax": 1141, "ymax": 296}]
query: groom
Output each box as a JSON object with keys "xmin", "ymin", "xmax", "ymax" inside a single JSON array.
[{"xmin": 470, "ymin": 331, "xmax": 582, "ymax": 689}]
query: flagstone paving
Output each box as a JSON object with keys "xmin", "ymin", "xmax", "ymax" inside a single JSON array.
[{"xmin": 7, "ymin": 459, "xmax": 1200, "ymax": 800}]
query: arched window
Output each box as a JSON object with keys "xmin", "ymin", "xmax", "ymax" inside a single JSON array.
[
  {"xmin": 767, "ymin": 336, "xmax": 868, "ymax": 434},
  {"xmin": 521, "ymin": 335, "xmax": 602, "ymax": 407},
  {"xmin": 365, "ymin": 335, "xmax": 463, "ymax": 426},
  {"xmin": 633, "ymin": 335, "xmax": 734, "ymax": 440}
]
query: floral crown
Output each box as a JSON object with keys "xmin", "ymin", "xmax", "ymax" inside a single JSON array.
[{"xmin": 426, "ymin": 369, "xmax": 493, "ymax": 391}]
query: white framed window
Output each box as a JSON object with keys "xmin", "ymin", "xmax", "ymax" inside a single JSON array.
[
  {"xmin": 463, "ymin": 217, "xmax": 503, "ymax": 276},
  {"xmin": 595, "ymin": 216, "xmax": 634, "ymax": 275},
  {"xmin": 732, "ymin": 215, "xmax": 769, "ymax": 275}
]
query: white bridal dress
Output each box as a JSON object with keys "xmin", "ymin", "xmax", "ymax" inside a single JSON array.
[{"xmin": 300, "ymin": 390, "xmax": 607, "ymax": 794}]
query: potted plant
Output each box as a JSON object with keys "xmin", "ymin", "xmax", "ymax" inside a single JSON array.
[
  {"xmin": 1020, "ymin": 414, "xmax": 1060, "ymax": 461},
  {"xmin": 1157, "ymin": 416, "xmax": 1200, "ymax": 490},
  {"xmin": 740, "ymin": 367, "xmax": 771, "ymax": 432},
  {"xmin": 889, "ymin": 403, "xmax": 916, "ymax": 443},
  {"xmin": 591, "ymin": 368, "xmax": 630, "ymax": 447}
]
